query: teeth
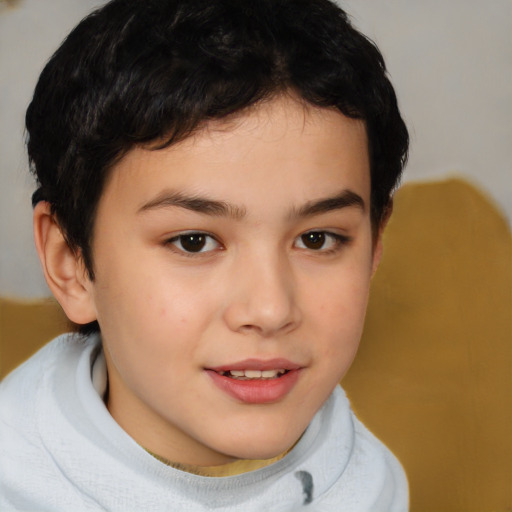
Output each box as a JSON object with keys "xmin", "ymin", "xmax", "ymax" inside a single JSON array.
[
  {"xmin": 223, "ymin": 369, "xmax": 287, "ymax": 380},
  {"xmin": 245, "ymin": 370, "xmax": 262, "ymax": 378}
]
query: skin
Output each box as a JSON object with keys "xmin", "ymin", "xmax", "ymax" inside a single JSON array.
[{"xmin": 35, "ymin": 95, "xmax": 385, "ymax": 466}]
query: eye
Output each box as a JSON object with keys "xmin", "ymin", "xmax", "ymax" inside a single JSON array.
[
  {"xmin": 168, "ymin": 232, "xmax": 220, "ymax": 254},
  {"xmin": 295, "ymin": 231, "xmax": 349, "ymax": 252}
]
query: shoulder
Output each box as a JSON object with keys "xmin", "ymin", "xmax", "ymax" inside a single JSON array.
[
  {"xmin": 1, "ymin": 335, "xmax": 79, "ymax": 408},
  {"xmin": 0, "ymin": 333, "xmax": 100, "ymax": 425},
  {"xmin": 352, "ymin": 413, "xmax": 408, "ymax": 504},
  {"xmin": 1, "ymin": 334, "xmax": 88, "ymax": 431},
  {"xmin": 0, "ymin": 333, "xmax": 101, "ymax": 509},
  {"xmin": 314, "ymin": 386, "xmax": 409, "ymax": 511},
  {"xmin": 1, "ymin": 335, "xmax": 65, "ymax": 415},
  {"xmin": 344, "ymin": 396, "xmax": 409, "ymax": 511}
]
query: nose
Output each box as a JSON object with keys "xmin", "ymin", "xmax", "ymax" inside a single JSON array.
[{"xmin": 223, "ymin": 252, "xmax": 301, "ymax": 338}]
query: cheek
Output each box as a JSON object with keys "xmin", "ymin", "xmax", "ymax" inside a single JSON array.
[
  {"xmin": 96, "ymin": 282, "xmax": 205, "ymax": 403},
  {"xmin": 307, "ymin": 263, "xmax": 372, "ymax": 358},
  {"xmin": 95, "ymin": 260, "xmax": 223, "ymax": 370},
  {"xmin": 315, "ymin": 262, "xmax": 371, "ymax": 321}
]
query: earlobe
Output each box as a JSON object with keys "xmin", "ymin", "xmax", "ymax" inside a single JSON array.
[{"xmin": 33, "ymin": 201, "xmax": 97, "ymax": 325}]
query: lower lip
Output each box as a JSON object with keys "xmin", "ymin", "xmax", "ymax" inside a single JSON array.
[{"xmin": 206, "ymin": 369, "xmax": 301, "ymax": 404}]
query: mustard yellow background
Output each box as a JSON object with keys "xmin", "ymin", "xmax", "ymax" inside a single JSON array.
[{"xmin": 1, "ymin": 179, "xmax": 511, "ymax": 511}]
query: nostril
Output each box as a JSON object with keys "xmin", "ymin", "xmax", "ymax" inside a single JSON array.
[
  {"xmin": 237, "ymin": 319, "xmax": 298, "ymax": 338},
  {"xmin": 222, "ymin": 270, "xmax": 300, "ymax": 336}
]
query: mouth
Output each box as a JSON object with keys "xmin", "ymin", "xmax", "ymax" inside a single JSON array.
[
  {"xmin": 217, "ymin": 369, "xmax": 288, "ymax": 380},
  {"xmin": 205, "ymin": 359, "xmax": 302, "ymax": 404}
]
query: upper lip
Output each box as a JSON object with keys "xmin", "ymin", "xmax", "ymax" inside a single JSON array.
[{"xmin": 207, "ymin": 358, "xmax": 302, "ymax": 372}]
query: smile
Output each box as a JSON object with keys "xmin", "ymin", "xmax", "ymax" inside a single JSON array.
[
  {"xmin": 206, "ymin": 359, "xmax": 302, "ymax": 404},
  {"xmin": 218, "ymin": 369, "xmax": 287, "ymax": 380}
]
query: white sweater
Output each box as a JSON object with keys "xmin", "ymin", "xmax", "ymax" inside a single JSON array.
[{"xmin": 0, "ymin": 334, "xmax": 408, "ymax": 511}]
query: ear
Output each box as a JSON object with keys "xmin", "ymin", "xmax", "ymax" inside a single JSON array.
[
  {"xmin": 33, "ymin": 201, "xmax": 97, "ymax": 325},
  {"xmin": 371, "ymin": 200, "xmax": 393, "ymax": 277}
]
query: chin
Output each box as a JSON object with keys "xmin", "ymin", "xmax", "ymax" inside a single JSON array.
[{"xmin": 217, "ymin": 423, "xmax": 306, "ymax": 462}]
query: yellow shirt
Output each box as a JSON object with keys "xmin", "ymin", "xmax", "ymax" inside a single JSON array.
[{"xmin": 146, "ymin": 449, "xmax": 290, "ymax": 477}]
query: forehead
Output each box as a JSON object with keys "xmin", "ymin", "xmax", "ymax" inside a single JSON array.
[{"xmin": 100, "ymin": 96, "xmax": 370, "ymax": 215}]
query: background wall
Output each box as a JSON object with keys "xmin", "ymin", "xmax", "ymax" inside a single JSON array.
[
  {"xmin": 0, "ymin": 0, "xmax": 107, "ymax": 297},
  {"xmin": 0, "ymin": 0, "xmax": 510, "ymax": 297},
  {"xmin": 341, "ymin": 0, "xmax": 512, "ymax": 207}
]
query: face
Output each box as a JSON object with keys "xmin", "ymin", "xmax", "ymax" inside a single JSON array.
[{"xmin": 85, "ymin": 96, "xmax": 380, "ymax": 466}]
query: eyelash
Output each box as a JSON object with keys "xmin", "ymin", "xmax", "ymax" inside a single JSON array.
[
  {"xmin": 166, "ymin": 232, "xmax": 221, "ymax": 256},
  {"xmin": 165, "ymin": 230, "xmax": 351, "ymax": 257},
  {"xmin": 295, "ymin": 231, "xmax": 351, "ymax": 255}
]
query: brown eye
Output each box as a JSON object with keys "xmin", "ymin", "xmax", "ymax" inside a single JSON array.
[
  {"xmin": 169, "ymin": 232, "xmax": 219, "ymax": 254},
  {"xmin": 180, "ymin": 234, "xmax": 207, "ymax": 252},
  {"xmin": 300, "ymin": 231, "xmax": 326, "ymax": 250},
  {"xmin": 295, "ymin": 231, "xmax": 349, "ymax": 252}
]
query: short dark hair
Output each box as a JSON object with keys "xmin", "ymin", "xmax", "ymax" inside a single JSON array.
[{"xmin": 27, "ymin": 0, "xmax": 408, "ymax": 331}]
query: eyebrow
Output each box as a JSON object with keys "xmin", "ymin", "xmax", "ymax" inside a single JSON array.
[
  {"xmin": 290, "ymin": 189, "xmax": 365, "ymax": 219},
  {"xmin": 138, "ymin": 190, "xmax": 247, "ymax": 219},
  {"xmin": 138, "ymin": 188, "xmax": 365, "ymax": 220}
]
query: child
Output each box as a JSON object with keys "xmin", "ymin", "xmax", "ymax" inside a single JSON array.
[{"xmin": 0, "ymin": 0, "xmax": 409, "ymax": 509}]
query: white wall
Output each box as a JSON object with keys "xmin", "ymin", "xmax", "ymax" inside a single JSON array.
[
  {"xmin": 0, "ymin": 0, "xmax": 107, "ymax": 297},
  {"xmin": 340, "ymin": 0, "xmax": 512, "ymax": 212},
  {"xmin": 1, "ymin": 0, "xmax": 510, "ymax": 297}
]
